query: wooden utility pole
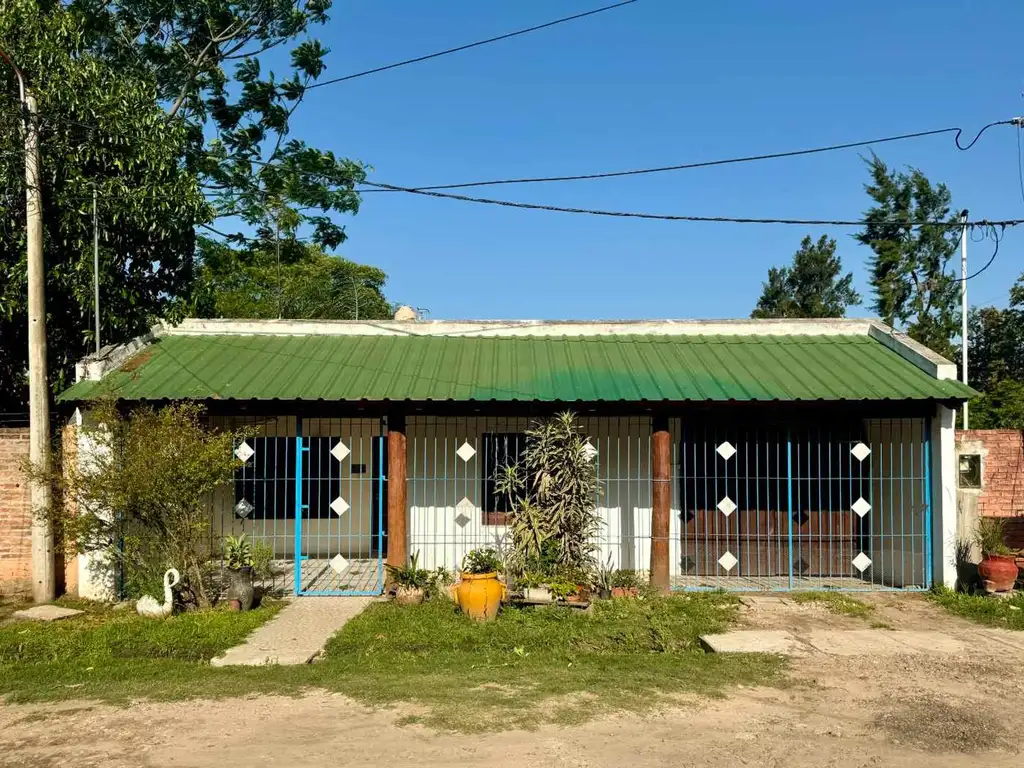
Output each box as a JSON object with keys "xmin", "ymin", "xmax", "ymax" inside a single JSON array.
[
  {"xmin": 2, "ymin": 49, "xmax": 55, "ymax": 602},
  {"xmin": 386, "ymin": 413, "xmax": 408, "ymax": 573}
]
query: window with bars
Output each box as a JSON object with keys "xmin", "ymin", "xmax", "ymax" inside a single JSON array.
[{"xmin": 481, "ymin": 432, "xmax": 526, "ymax": 524}]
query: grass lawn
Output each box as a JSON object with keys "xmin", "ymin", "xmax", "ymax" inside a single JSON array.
[
  {"xmin": 0, "ymin": 594, "xmax": 784, "ymax": 731},
  {"xmin": 791, "ymin": 591, "xmax": 874, "ymax": 618},
  {"xmin": 928, "ymin": 586, "xmax": 1024, "ymax": 630}
]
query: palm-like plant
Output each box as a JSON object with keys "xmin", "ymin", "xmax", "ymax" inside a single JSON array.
[{"xmin": 493, "ymin": 412, "xmax": 602, "ymax": 575}]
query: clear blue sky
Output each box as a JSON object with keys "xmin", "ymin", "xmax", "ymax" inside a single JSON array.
[{"xmin": 288, "ymin": 0, "xmax": 1023, "ymax": 320}]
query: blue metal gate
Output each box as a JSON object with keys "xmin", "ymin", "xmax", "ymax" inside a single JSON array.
[{"xmin": 293, "ymin": 418, "xmax": 386, "ymax": 596}]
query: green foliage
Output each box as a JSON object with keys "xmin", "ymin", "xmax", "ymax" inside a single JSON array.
[
  {"xmin": 609, "ymin": 569, "xmax": 640, "ymax": 589},
  {"xmin": 386, "ymin": 551, "xmax": 430, "ymax": 589},
  {"xmin": 791, "ymin": 591, "xmax": 873, "ymax": 618},
  {"xmin": 250, "ymin": 539, "xmax": 275, "ymax": 582},
  {"xmin": 965, "ymin": 276, "xmax": 1024, "ymax": 428},
  {"xmin": 0, "ymin": 0, "xmax": 208, "ymax": 408},
  {"xmin": 40, "ymin": 402, "xmax": 241, "ymax": 605},
  {"xmin": 0, "ymin": 594, "xmax": 783, "ymax": 729},
  {"xmin": 191, "ymin": 241, "xmax": 393, "ymax": 320},
  {"xmin": 461, "ymin": 548, "xmax": 503, "ymax": 575},
  {"xmin": 929, "ymin": 585, "xmax": 1024, "ymax": 630},
  {"xmin": 855, "ymin": 154, "xmax": 960, "ymax": 358},
  {"xmin": 223, "ymin": 534, "xmax": 253, "ymax": 571},
  {"xmin": 973, "ymin": 517, "xmax": 1011, "ymax": 556},
  {"xmin": 493, "ymin": 412, "xmax": 603, "ymax": 576},
  {"xmin": 751, "ymin": 235, "xmax": 861, "ymax": 318}
]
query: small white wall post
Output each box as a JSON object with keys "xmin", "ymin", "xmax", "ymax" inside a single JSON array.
[
  {"xmin": 74, "ymin": 408, "xmax": 116, "ymax": 601},
  {"xmin": 931, "ymin": 405, "xmax": 957, "ymax": 588}
]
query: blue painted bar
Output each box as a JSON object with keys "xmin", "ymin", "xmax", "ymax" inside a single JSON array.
[
  {"xmin": 924, "ymin": 418, "xmax": 933, "ymax": 588},
  {"xmin": 787, "ymin": 429, "xmax": 794, "ymax": 591},
  {"xmin": 293, "ymin": 416, "xmax": 304, "ymax": 596}
]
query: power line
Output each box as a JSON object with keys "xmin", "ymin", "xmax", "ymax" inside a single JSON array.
[
  {"xmin": 306, "ymin": 1, "xmax": 638, "ymax": 90},
  {"xmin": 962, "ymin": 225, "xmax": 1004, "ymax": 282},
  {"xmin": 359, "ymin": 179, "xmax": 1024, "ymax": 228},
  {"xmin": 360, "ymin": 121, "xmax": 1018, "ymax": 192}
]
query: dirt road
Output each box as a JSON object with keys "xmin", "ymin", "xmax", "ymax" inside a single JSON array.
[{"xmin": 2, "ymin": 594, "xmax": 1022, "ymax": 768}]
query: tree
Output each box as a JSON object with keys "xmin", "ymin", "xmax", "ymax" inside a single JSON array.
[
  {"xmin": 192, "ymin": 240, "xmax": 393, "ymax": 320},
  {"xmin": 751, "ymin": 235, "xmax": 860, "ymax": 318},
  {"xmin": 964, "ymin": 274, "xmax": 1024, "ymax": 428},
  {"xmin": 0, "ymin": 0, "xmax": 373, "ymax": 408},
  {"xmin": 855, "ymin": 154, "xmax": 960, "ymax": 358},
  {"xmin": 0, "ymin": 0, "xmax": 207, "ymax": 409}
]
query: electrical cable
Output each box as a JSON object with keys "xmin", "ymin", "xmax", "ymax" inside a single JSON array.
[
  {"xmin": 358, "ymin": 179, "xmax": 1024, "ymax": 228},
  {"xmin": 962, "ymin": 226, "xmax": 1004, "ymax": 282},
  {"xmin": 306, "ymin": 1, "xmax": 638, "ymax": 89},
  {"xmin": 361, "ymin": 122, "xmax": 1017, "ymax": 192},
  {"xmin": 1017, "ymin": 125, "xmax": 1024, "ymax": 207}
]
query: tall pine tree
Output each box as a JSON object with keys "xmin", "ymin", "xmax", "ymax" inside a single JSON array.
[
  {"xmin": 854, "ymin": 154, "xmax": 960, "ymax": 358},
  {"xmin": 751, "ymin": 235, "xmax": 860, "ymax": 318}
]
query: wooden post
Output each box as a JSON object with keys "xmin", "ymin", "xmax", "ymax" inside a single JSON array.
[
  {"xmin": 386, "ymin": 413, "xmax": 408, "ymax": 571},
  {"xmin": 650, "ymin": 415, "xmax": 671, "ymax": 593}
]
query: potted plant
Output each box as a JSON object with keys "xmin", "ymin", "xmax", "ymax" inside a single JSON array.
[
  {"xmin": 974, "ymin": 518, "xmax": 1017, "ymax": 593},
  {"xmin": 456, "ymin": 547, "xmax": 504, "ymax": 621},
  {"xmin": 610, "ymin": 569, "xmax": 640, "ymax": 598},
  {"xmin": 223, "ymin": 534, "xmax": 255, "ymax": 611},
  {"xmin": 387, "ymin": 551, "xmax": 430, "ymax": 605},
  {"xmin": 519, "ymin": 571, "xmax": 553, "ymax": 603}
]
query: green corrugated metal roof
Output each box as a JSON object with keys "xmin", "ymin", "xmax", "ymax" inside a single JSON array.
[{"xmin": 57, "ymin": 333, "xmax": 976, "ymax": 403}]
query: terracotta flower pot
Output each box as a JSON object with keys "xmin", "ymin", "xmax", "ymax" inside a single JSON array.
[
  {"xmin": 456, "ymin": 572, "xmax": 503, "ymax": 621},
  {"xmin": 978, "ymin": 554, "xmax": 1018, "ymax": 593},
  {"xmin": 227, "ymin": 566, "xmax": 254, "ymax": 611},
  {"xmin": 394, "ymin": 586, "xmax": 425, "ymax": 606},
  {"xmin": 611, "ymin": 586, "xmax": 639, "ymax": 598}
]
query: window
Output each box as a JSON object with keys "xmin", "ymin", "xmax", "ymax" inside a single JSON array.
[
  {"xmin": 959, "ymin": 454, "xmax": 982, "ymax": 489},
  {"xmin": 481, "ymin": 432, "xmax": 525, "ymax": 524},
  {"xmin": 234, "ymin": 437, "xmax": 294, "ymax": 520}
]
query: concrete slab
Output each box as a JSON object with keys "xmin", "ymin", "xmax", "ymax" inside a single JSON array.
[
  {"xmin": 212, "ymin": 596, "xmax": 374, "ymax": 667},
  {"xmin": 804, "ymin": 630, "xmax": 964, "ymax": 656},
  {"xmin": 700, "ymin": 630, "xmax": 802, "ymax": 655},
  {"xmin": 739, "ymin": 596, "xmax": 792, "ymax": 608},
  {"xmin": 12, "ymin": 605, "xmax": 84, "ymax": 622}
]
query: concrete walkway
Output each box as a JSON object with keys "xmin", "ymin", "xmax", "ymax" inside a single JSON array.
[
  {"xmin": 212, "ymin": 596, "xmax": 374, "ymax": 666},
  {"xmin": 701, "ymin": 627, "xmax": 1024, "ymax": 656}
]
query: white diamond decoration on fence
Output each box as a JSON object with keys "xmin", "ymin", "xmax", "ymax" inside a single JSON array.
[
  {"xmin": 718, "ymin": 551, "xmax": 738, "ymax": 572},
  {"xmin": 583, "ymin": 441, "xmax": 598, "ymax": 461},
  {"xmin": 851, "ymin": 497, "xmax": 871, "ymax": 518},
  {"xmin": 329, "ymin": 554, "xmax": 350, "ymax": 575},
  {"xmin": 852, "ymin": 552, "xmax": 872, "ymax": 572},
  {"xmin": 330, "ymin": 497, "xmax": 350, "ymax": 517},
  {"xmin": 851, "ymin": 442, "xmax": 871, "ymax": 462},
  {"xmin": 234, "ymin": 498, "xmax": 254, "ymax": 519},
  {"xmin": 455, "ymin": 497, "xmax": 474, "ymax": 528},
  {"xmin": 330, "ymin": 440, "xmax": 350, "ymax": 462},
  {"xmin": 234, "ymin": 441, "xmax": 254, "ymax": 463},
  {"xmin": 717, "ymin": 496, "xmax": 737, "ymax": 517},
  {"xmin": 716, "ymin": 441, "xmax": 737, "ymax": 460},
  {"xmin": 456, "ymin": 441, "xmax": 477, "ymax": 462}
]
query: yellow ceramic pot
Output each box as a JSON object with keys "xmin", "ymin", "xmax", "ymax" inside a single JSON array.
[{"xmin": 456, "ymin": 572, "xmax": 503, "ymax": 621}]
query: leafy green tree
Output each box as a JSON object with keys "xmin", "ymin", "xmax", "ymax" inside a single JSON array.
[
  {"xmin": 0, "ymin": 0, "xmax": 207, "ymax": 409},
  {"xmin": 964, "ymin": 275, "xmax": 1024, "ymax": 428},
  {"xmin": 0, "ymin": 0, "xmax": 374, "ymax": 408},
  {"xmin": 751, "ymin": 235, "xmax": 860, "ymax": 318},
  {"xmin": 193, "ymin": 240, "xmax": 393, "ymax": 320},
  {"xmin": 855, "ymin": 155, "xmax": 960, "ymax": 358}
]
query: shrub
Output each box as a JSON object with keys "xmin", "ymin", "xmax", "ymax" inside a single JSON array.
[
  {"xmin": 387, "ymin": 551, "xmax": 430, "ymax": 589},
  {"xmin": 493, "ymin": 411, "xmax": 602, "ymax": 576},
  {"xmin": 975, "ymin": 517, "xmax": 1011, "ymax": 556},
  {"xmin": 462, "ymin": 548, "xmax": 503, "ymax": 575},
  {"xmin": 223, "ymin": 534, "xmax": 253, "ymax": 570},
  {"xmin": 40, "ymin": 401, "xmax": 242, "ymax": 606}
]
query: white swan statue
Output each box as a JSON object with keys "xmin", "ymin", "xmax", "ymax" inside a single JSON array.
[{"xmin": 136, "ymin": 568, "xmax": 180, "ymax": 618}]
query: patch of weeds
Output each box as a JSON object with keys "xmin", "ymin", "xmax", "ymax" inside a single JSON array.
[
  {"xmin": 928, "ymin": 586, "xmax": 1024, "ymax": 630},
  {"xmin": 869, "ymin": 621, "xmax": 893, "ymax": 630},
  {"xmin": 791, "ymin": 591, "xmax": 873, "ymax": 618}
]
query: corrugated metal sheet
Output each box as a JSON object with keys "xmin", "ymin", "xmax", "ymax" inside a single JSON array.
[{"xmin": 57, "ymin": 333, "xmax": 976, "ymax": 403}]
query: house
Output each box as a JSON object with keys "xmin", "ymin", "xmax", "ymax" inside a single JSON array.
[{"xmin": 58, "ymin": 316, "xmax": 973, "ymax": 598}]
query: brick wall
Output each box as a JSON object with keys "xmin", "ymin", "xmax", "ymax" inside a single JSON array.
[
  {"xmin": 956, "ymin": 429, "xmax": 1024, "ymax": 520},
  {"xmin": 0, "ymin": 427, "xmax": 31, "ymax": 596}
]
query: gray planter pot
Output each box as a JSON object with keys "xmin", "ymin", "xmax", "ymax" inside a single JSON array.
[{"xmin": 227, "ymin": 566, "xmax": 254, "ymax": 611}]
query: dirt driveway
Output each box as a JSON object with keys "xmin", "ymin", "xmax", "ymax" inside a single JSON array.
[{"xmin": 2, "ymin": 594, "xmax": 1022, "ymax": 768}]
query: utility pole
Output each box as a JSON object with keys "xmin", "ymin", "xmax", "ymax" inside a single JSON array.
[
  {"xmin": 960, "ymin": 209, "xmax": 969, "ymax": 430},
  {"xmin": 1, "ymin": 47, "xmax": 55, "ymax": 603},
  {"xmin": 93, "ymin": 186, "xmax": 100, "ymax": 353}
]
